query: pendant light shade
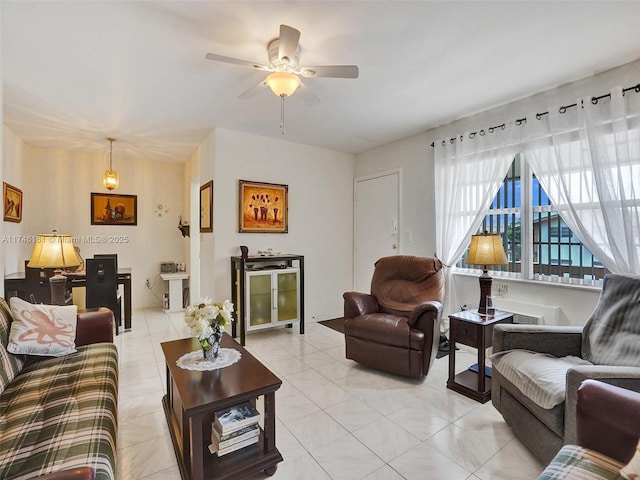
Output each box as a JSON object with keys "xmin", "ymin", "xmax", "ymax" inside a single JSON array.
[
  {"xmin": 265, "ymin": 72, "xmax": 301, "ymax": 97},
  {"xmin": 103, "ymin": 137, "xmax": 119, "ymax": 191}
]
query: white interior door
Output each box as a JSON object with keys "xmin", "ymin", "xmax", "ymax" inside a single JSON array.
[{"xmin": 354, "ymin": 170, "xmax": 400, "ymax": 293}]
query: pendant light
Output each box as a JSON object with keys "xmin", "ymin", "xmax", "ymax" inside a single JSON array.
[{"xmin": 103, "ymin": 137, "xmax": 119, "ymax": 191}]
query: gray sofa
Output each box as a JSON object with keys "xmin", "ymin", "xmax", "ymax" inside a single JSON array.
[{"xmin": 491, "ymin": 274, "xmax": 640, "ymax": 464}]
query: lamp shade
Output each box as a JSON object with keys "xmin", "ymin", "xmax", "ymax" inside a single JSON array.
[
  {"xmin": 466, "ymin": 233, "xmax": 508, "ymax": 266},
  {"xmin": 103, "ymin": 169, "xmax": 119, "ymax": 191},
  {"xmin": 265, "ymin": 72, "xmax": 301, "ymax": 97},
  {"xmin": 28, "ymin": 232, "xmax": 81, "ymax": 269}
]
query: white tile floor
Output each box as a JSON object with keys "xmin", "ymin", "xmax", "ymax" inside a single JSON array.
[{"xmin": 115, "ymin": 309, "xmax": 545, "ymax": 479}]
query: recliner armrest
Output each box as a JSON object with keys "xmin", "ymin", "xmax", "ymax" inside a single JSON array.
[
  {"xmin": 75, "ymin": 308, "xmax": 114, "ymax": 346},
  {"xmin": 493, "ymin": 324, "xmax": 582, "ymax": 357},
  {"xmin": 343, "ymin": 292, "xmax": 379, "ymax": 317},
  {"xmin": 407, "ymin": 301, "xmax": 442, "ymax": 327},
  {"xmin": 576, "ymin": 379, "xmax": 640, "ymax": 464}
]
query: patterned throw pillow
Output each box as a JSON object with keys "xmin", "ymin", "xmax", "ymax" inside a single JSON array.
[
  {"xmin": 621, "ymin": 439, "xmax": 640, "ymax": 480},
  {"xmin": 7, "ymin": 297, "xmax": 77, "ymax": 357}
]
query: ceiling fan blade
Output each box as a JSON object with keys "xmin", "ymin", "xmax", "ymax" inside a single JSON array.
[
  {"xmin": 205, "ymin": 53, "xmax": 270, "ymax": 72},
  {"xmin": 299, "ymin": 65, "xmax": 359, "ymax": 79},
  {"xmin": 238, "ymin": 79, "xmax": 268, "ymax": 99},
  {"xmin": 278, "ymin": 24, "xmax": 301, "ymax": 63}
]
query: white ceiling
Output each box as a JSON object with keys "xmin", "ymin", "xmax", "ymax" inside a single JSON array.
[{"xmin": 3, "ymin": 1, "xmax": 640, "ymax": 162}]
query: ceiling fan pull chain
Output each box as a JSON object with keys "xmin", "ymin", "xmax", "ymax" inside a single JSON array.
[{"xmin": 280, "ymin": 95, "xmax": 286, "ymax": 135}]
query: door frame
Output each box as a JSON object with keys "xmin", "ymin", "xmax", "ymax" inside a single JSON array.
[{"xmin": 353, "ymin": 168, "xmax": 402, "ymax": 291}]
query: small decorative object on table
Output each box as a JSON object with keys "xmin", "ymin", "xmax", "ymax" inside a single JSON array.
[{"xmin": 184, "ymin": 298, "xmax": 234, "ymax": 360}]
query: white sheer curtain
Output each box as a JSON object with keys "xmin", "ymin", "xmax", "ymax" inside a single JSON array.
[
  {"xmin": 525, "ymin": 87, "xmax": 640, "ymax": 274},
  {"xmin": 434, "ymin": 127, "xmax": 519, "ymax": 316}
]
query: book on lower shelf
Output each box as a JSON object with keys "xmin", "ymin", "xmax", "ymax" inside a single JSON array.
[
  {"xmin": 208, "ymin": 435, "xmax": 260, "ymax": 457},
  {"xmin": 213, "ymin": 402, "xmax": 260, "ymax": 435},
  {"xmin": 212, "ymin": 423, "xmax": 260, "ymax": 450}
]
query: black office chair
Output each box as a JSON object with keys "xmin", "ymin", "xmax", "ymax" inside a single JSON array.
[
  {"xmin": 93, "ymin": 254, "xmax": 122, "ymax": 328},
  {"xmin": 85, "ymin": 258, "xmax": 121, "ymax": 335},
  {"xmin": 93, "ymin": 254, "xmax": 118, "ymax": 272}
]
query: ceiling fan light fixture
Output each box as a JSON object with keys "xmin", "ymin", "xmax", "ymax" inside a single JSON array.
[
  {"xmin": 265, "ymin": 72, "xmax": 301, "ymax": 97},
  {"xmin": 103, "ymin": 137, "xmax": 119, "ymax": 191}
]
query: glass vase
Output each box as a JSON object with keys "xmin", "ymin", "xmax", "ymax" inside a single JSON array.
[{"xmin": 201, "ymin": 330, "xmax": 222, "ymax": 361}]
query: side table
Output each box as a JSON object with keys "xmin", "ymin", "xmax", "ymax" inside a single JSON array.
[
  {"xmin": 446, "ymin": 309, "xmax": 513, "ymax": 403},
  {"xmin": 160, "ymin": 272, "xmax": 189, "ymax": 312}
]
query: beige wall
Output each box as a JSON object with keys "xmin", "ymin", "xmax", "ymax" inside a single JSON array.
[
  {"xmin": 2, "ymin": 130, "xmax": 187, "ymax": 309},
  {"xmin": 2, "ymin": 127, "xmax": 25, "ymax": 278},
  {"xmin": 2, "ymin": 125, "xmax": 355, "ymax": 321},
  {"xmin": 210, "ymin": 128, "xmax": 355, "ymax": 322}
]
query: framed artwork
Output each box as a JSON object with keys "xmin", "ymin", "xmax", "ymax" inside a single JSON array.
[
  {"xmin": 91, "ymin": 193, "xmax": 137, "ymax": 225},
  {"xmin": 3, "ymin": 182, "xmax": 22, "ymax": 223},
  {"xmin": 200, "ymin": 180, "xmax": 213, "ymax": 233},
  {"xmin": 239, "ymin": 180, "xmax": 288, "ymax": 233}
]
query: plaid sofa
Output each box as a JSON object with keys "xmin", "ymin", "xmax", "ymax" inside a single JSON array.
[{"xmin": 0, "ymin": 299, "xmax": 118, "ymax": 480}]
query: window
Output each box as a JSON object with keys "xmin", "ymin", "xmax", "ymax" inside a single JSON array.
[{"xmin": 458, "ymin": 154, "xmax": 609, "ymax": 281}]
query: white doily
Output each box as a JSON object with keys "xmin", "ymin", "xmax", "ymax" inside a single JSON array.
[{"xmin": 176, "ymin": 348, "xmax": 242, "ymax": 371}]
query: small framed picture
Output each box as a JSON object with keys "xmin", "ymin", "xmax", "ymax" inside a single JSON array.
[
  {"xmin": 200, "ymin": 180, "xmax": 213, "ymax": 233},
  {"xmin": 239, "ymin": 180, "xmax": 288, "ymax": 233},
  {"xmin": 3, "ymin": 182, "xmax": 22, "ymax": 223},
  {"xmin": 90, "ymin": 193, "xmax": 137, "ymax": 225}
]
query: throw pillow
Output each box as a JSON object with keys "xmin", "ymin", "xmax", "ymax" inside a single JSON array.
[
  {"xmin": 7, "ymin": 297, "xmax": 77, "ymax": 357},
  {"xmin": 621, "ymin": 439, "xmax": 640, "ymax": 480}
]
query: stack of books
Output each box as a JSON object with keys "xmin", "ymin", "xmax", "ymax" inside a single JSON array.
[{"xmin": 209, "ymin": 402, "xmax": 260, "ymax": 457}]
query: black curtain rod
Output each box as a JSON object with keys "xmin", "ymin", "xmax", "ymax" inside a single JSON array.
[{"xmin": 430, "ymin": 83, "xmax": 640, "ymax": 148}]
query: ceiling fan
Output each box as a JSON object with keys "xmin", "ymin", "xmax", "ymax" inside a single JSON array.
[
  {"xmin": 205, "ymin": 24, "xmax": 359, "ymax": 101},
  {"xmin": 205, "ymin": 24, "xmax": 359, "ymax": 134}
]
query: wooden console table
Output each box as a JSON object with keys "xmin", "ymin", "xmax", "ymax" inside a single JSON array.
[
  {"xmin": 161, "ymin": 334, "xmax": 283, "ymax": 480},
  {"xmin": 447, "ymin": 309, "xmax": 513, "ymax": 403}
]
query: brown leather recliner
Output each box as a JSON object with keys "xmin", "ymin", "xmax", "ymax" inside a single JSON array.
[{"xmin": 343, "ymin": 255, "xmax": 445, "ymax": 378}]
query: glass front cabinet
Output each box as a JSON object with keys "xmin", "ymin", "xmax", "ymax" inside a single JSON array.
[{"xmin": 245, "ymin": 268, "xmax": 300, "ymax": 331}]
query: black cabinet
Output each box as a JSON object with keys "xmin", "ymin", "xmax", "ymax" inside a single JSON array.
[{"xmin": 230, "ymin": 254, "xmax": 305, "ymax": 346}]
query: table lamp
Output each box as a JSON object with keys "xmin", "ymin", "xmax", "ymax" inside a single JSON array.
[
  {"xmin": 466, "ymin": 232, "xmax": 508, "ymax": 315},
  {"xmin": 28, "ymin": 231, "xmax": 80, "ymax": 305}
]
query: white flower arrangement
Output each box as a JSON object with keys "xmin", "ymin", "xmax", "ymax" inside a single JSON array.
[{"xmin": 184, "ymin": 299, "xmax": 234, "ymax": 348}]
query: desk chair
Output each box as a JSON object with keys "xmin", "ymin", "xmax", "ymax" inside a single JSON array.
[
  {"xmin": 93, "ymin": 254, "xmax": 122, "ymax": 330},
  {"xmin": 85, "ymin": 258, "xmax": 121, "ymax": 335}
]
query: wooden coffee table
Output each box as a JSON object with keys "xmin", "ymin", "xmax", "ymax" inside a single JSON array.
[{"xmin": 161, "ymin": 334, "xmax": 283, "ymax": 480}]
